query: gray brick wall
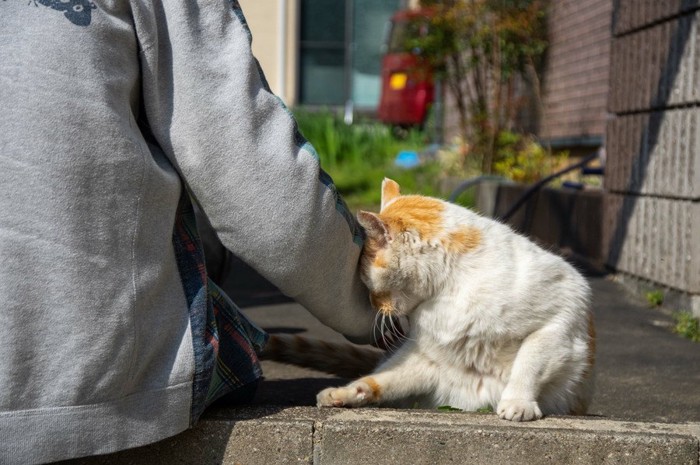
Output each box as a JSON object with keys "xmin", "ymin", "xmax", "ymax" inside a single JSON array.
[
  {"xmin": 613, "ymin": 0, "xmax": 700, "ymax": 36},
  {"xmin": 605, "ymin": 3, "xmax": 700, "ymax": 315},
  {"xmin": 609, "ymin": 12, "xmax": 700, "ymax": 113},
  {"xmin": 604, "ymin": 194, "xmax": 700, "ymax": 294},
  {"xmin": 606, "ymin": 109, "xmax": 700, "ymax": 198}
]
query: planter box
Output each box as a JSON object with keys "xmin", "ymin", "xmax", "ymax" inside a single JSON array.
[{"xmin": 476, "ymin": 182, "xmax": 604, "ymax": 270}]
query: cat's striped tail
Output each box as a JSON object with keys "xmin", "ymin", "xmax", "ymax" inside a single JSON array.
[{"xmin": 260, "ymin": 334, "xmax": 384, "ymax": 379}]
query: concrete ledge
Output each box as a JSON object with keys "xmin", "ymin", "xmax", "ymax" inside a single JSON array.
[
  {"xmin": 315, "ymin": 409, "xmax": 699, "ymax": 465},
  {"xmin": 65, "ymin": 407, "xmax": 700, "ymax": 465}
]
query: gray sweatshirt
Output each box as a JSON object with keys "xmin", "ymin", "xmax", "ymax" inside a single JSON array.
[{"xmin": 0, "ymin": 1, "xmax": 376, "ymax": 463}]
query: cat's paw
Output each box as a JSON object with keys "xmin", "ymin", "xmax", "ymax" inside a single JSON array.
[
  {"xmin": 317, "ymin": 381, "xmax": 376, "ymax": 408},
  {"xmin": 497, "ymin": 399, "xmax": 543, "ymax": 422}
]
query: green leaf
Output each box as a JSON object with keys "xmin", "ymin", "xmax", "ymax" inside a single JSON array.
[
  {"xmin": 645, "ymin": 290, "xmax": 664, "ymax": 307},
  {"xmin": 673, "ymin": 312, "xmax": 700, "ymax": 343},
  {"xmin": 437, "ymin": 405, "xmax": 463, "ymax": 412}
]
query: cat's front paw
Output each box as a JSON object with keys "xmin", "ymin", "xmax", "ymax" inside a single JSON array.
[
  {"xmin": 317, "ymin": 380, "xmax": 377, "ymax": 408},
  {"xmin": 497, "ymin": 399, "xmax": 543, "ymax": 422}
]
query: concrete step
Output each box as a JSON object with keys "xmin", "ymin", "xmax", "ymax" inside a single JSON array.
[
  {"xmin": 66, "ymin": 406, "xmax": 700, "ymax": 465},
  {"xmin": 62, "ymin": 277, "xmax": 700, "ymax": 465}
]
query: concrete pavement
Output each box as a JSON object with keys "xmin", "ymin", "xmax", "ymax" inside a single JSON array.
[{"xmin": 63, "ymin": 275, "xmax": 700, "ymax": 464}]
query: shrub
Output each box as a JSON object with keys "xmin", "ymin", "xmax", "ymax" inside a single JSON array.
[
  {"xmin": 673, "ymin": 312, "xmax": 700, "ymax": 343},
  {"xmin": 645, "ymin": 290, "xmax": 664, "ymax": 307},
  {"xmin": 293, "ymin": 108, "xmax": 424, "ymax": 169},
  {"xmin": 492, "ymin": 131, "xmax": 567, "ymax": 183},
  {"xmin": 293, "ymin": 109, "xmax": 446, "ymax": 211}
]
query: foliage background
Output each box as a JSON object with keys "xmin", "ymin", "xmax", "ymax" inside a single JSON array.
[
  {"xmin": 294, "ymin": 109, "xmax": 445, "ymax": 211},
  {"xmin": 415, "ymin": 0, "xmax": 550, "ymax": 174}
]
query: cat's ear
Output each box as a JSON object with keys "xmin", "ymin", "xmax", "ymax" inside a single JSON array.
[
  {"xmin": 380, "ymin": 178, "xmax": 401, "ymax": 212},
  {"xmin": 357, "ymin": 211, "xmax": 390, "ymax": 246}
]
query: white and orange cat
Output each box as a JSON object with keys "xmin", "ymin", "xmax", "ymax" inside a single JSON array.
[{"xmin": 264, "ymin": 178, "xmax": 595, "ymax": 421}]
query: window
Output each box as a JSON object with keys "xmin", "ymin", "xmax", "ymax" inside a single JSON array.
[
  {"xmin": 298, "ymin": 0, "xmax": 400, "ymax": 109},
  {"xmin": 299, "ymin": 0, "xmax": 346, "ymax": 105}
]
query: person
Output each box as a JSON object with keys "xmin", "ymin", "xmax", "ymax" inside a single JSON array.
[{"xmin": 0, "ymin": 2, "xmax": 378, "ymax": 463}]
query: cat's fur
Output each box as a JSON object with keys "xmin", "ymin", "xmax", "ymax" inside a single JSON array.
[{"xmin": 263, "ymin": 178, "xmax": 595, "ymax": 421}]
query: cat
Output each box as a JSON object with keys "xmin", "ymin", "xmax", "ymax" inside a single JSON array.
[{"xmin": 262, "ymin": 178, "xmax": 595, "ymax": 421}]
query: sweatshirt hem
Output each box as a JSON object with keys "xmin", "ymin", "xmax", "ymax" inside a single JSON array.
[{"xmin": 0, "ymin": 381, "xmax": 192, "ymax": 464}]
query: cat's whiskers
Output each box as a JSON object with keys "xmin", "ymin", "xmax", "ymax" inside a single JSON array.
[
  {"xmin": 381, "ymin": 313, "xmax": 411, "ymax": 352},
  {"xmin": 380, "ymin": 313, "xmax": 392, "ymax": 351},
  {"xmin": 372, "ymin": 311, "xmax": 383, "ymax": 347},
  {"xmin": 378, "ymin": 313, "xmax": 394, "ymax": 352},
  {"xmin": 388, "ymin": 315, "xmax": 403, "ymax": 350},
  {"xmin": 372, "ymin": 311, "xmax": 398, "ymax": 352},
  {"xmin": 384, "ymin": 315, "xmax": 399, "ymax": 351}
]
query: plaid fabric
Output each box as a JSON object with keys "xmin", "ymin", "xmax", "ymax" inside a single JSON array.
[{"xmin": 171, "ymin": 188, "xmax": 267, "ymax": 424}]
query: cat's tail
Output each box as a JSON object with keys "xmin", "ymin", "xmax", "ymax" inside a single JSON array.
[{"xmin": 260, "ymin": 334, "xmax": 384, "ymax": 379}]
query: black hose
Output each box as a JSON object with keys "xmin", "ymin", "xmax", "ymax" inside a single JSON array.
[{"xmin": 499, "ymin": 152, "xmax": 599, "ymax": 221}]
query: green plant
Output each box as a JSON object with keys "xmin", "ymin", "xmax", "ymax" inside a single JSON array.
[
  {"xmin": 293, "ymin": 108, "xmax": 425, "ymax": 170},
  {"xmin": 437, "ymin": 405, "xmax": 463, "ymax": 412},
  {"xmin": 437, "ymin": 405, "xmax": 493, "ymax": 413},
  {"xmin": 330, "ymin": 162, "xmax": 445, "ymax": 212},
  {"xmin": 673, "ymin": 312, "xmax": 700, "ymax": 342},
  {"xmin": 492, "ymin": 130, "xmax": 567, "ymax": 183},
  {"xmin": 413, "ymin": 0, "xmax": 549, "ymax": 173},
  {"xmin": 292, "ymin": 109, "xmax": 450, "ymax": 212},
  {"xmin": 645, "ymin": 290, "xmax": 664, "ymax": 307}
]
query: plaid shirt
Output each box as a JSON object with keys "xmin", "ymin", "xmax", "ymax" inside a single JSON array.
[{"xmin": 172, "ymin": 189, "xmax": 268, "ymax": 424}]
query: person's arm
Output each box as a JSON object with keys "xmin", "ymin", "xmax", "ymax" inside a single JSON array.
[{"xmin": 134, "ymin": 1, "xmax": 376, "ymax": 343}]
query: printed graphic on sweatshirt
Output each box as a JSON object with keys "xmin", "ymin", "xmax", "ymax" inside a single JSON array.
[{"xmin": 29, "ymin": 0, "xmax": 97, "ymax": 26}]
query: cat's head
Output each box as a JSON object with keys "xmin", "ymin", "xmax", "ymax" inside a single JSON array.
[{"xmin": 356, "ymin": 178, "xmax": 481, "ymax": 316}]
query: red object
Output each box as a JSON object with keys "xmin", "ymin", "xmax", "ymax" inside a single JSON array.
[{"xmin": 378, "ymin": 9, "xmax": 435, "ymax": 127}]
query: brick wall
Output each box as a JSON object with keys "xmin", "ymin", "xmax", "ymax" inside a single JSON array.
[
  {"xmin": 540, "ymin": 0, "xmax": 612, "ymax": 144},
  {"xmin": 604, "ymin": 1, "xmax": 700, "ymax": 316}
]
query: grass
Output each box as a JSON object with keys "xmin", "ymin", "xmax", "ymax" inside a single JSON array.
[
  {"xmin": 330, "ymin": 162, "xmax": 445, "ymax": 212},
  {"xmin": 293, "ymin": 108, "xmax": 449, "ymax": 212},
  {"xmin": 673, "ymin": 312, "xmax": 700, "ymax": 342},
  {"xmin": 436, "ymin": 405, "xmax": 463, "ymax": 412},
  {"xmin": 294, "ymin": 108, "xmax": 423, "ymax": 168},
  {"xmin": 645, "ymin": 290, "xmax": 664, "ymax": 307},
  {"xmin": 436, "ymin": 405, "xmax": 494, "ymax": 413},
  {"xmin": 642, "ymin": 290, "xmax": 699, "ymax": 343}
]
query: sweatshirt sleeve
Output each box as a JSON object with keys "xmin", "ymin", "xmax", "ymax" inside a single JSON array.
[{"xmin": 134, "ymin": 1, "xmax": 376, "ymax": 344}]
